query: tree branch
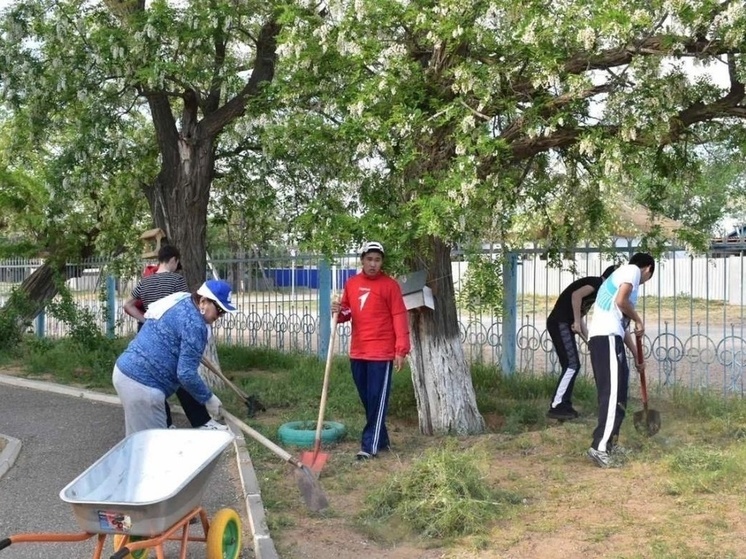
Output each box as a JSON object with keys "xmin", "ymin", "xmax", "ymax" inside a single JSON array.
[
  {"xmin": 499, "ymin": 83, "xmax": 615, "ymax": 143},
  {"xmin": 201, "ymin": 19, "xmax": 281, "ymax": 138},
  {"xmin": 143, "ymin": 91, "xmax": 180, "ymax": 169},
  {"xmin": 203, "ymin": 0, "xmax": 227, "ymax": 116},
  {"xmin": 564, "ymin": 35, "xmax": 734, "ymax": 75}
]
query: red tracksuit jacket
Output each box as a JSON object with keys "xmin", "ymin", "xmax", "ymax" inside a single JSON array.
[{"xmin": 337, "ymin": 272, "xmax": 411, "ymax": 360}]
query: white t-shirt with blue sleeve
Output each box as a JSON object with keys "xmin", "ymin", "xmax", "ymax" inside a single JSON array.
[{"xmin": 588, "ymin": 264, "xmax": 641, "ymax": 338}]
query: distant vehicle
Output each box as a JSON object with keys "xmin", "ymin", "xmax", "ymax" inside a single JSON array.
[{"xmin": 710, "ymin": 224, "xmax": 746, "ymax": 258}]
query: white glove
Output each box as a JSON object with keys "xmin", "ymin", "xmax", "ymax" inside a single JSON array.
[{"xmin": 205, "ymin": 394, "xmax": 223, "ymax": 420}]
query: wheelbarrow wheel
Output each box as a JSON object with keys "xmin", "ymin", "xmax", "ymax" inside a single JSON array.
[
  {"xmin": 207, "ymin": 508, "xmax": 242, "ymax": 559},
  {"xmin": 112, "ymin": 534, "xmax": 150, "ymax": 559}
]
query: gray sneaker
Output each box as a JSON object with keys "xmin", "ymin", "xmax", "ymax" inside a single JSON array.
[{"xmin": 587, "ymin": 447, "xmax": 612, "ymax": 468}]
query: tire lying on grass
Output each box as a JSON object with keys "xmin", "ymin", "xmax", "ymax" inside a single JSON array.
[{"xmin": 277, "ymin": 421, "xmax": 346, "ymax": 448}]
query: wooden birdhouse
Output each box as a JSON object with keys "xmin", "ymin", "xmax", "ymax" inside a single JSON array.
[
  {"xmin": 397, "ymin": 270, "xmax": 434, "ymax": 311},
  {"xmin": 140, "ymin": 228, "xmax": 166, "ymax": 259}
]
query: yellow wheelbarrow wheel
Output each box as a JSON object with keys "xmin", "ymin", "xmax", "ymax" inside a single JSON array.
[{"xmin": 207, "ymin": 508, "xmax": 242, "ymax": 559}]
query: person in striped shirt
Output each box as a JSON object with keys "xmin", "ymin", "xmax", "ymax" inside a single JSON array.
[
  {"xmin": 332, "ymin": 241, "xmax": 411, "ymax": 460},
  {"xmin": 124, "ymin": 245, "xmax": 187, "ymax": 328}
]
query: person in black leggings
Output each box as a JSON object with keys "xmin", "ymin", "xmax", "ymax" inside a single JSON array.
[{"xmin": 546, "ymin": 265, "xmax": 617, "ymax": 420}]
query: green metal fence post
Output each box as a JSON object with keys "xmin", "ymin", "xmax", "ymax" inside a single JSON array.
[
  {"xmin": 35, "ymin": 309, "xmax": 45, "ymax": 339},
  {"xmin": 318, "ymin": 258, "xmax": 332, "ymax": 360},
  {"xmin": 501, "ymin": 251, "xmax": 518, "ymax": 375}
]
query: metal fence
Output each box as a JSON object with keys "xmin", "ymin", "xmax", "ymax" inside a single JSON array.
[{"xmin": 1, "ymin": 243, "xmax": 744, "ymax": 395}]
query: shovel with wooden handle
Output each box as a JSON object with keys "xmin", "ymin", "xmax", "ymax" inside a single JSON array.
[
  {"xmin": 300, "ymin": 309, "xmax": 338, "ymax": 474},
  {"xmin": 633, "ymin": 334, "xmax": 661, "ymax": 437}
]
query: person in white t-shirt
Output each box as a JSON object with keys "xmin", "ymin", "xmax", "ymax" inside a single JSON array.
[{"xmin": 586, "ymin": 252, "xmax": 655, "ymax": 468}]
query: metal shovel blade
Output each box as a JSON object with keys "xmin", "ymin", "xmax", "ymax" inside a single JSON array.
[
  {"xmin": 633, "ymin": 408, "xmax": 661, "ymax": 437},
  {"xmin": 293, "ymin": 465, "xmax": 329, "ymax": 512}
]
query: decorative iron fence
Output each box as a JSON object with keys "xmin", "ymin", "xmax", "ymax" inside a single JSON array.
[{"xmin": 1, "ymin": 243, "xmax": 744, "ymax": 395}]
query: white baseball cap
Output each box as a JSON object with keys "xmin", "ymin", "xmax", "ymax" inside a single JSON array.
[{"xmin": 360, "ymin": 241, "xmax": 384, "ymax": 256}]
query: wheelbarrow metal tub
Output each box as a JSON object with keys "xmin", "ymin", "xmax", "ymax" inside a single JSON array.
[{"xmin": 59, "ymin": 429, "xmax": 234, "ymax": 537}]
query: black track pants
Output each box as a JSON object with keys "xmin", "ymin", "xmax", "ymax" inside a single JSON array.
[{"xmin": 589, "ymin": 335, "xmax": 629, "ymax": 452}]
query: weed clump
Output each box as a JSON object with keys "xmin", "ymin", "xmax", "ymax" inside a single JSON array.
[{"xmin": 361, "ymin": 441, "xmax": 522, "ymax": 539}]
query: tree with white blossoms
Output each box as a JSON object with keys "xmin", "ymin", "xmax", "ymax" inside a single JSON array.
[
  {"xmin": 0, "ymin": 0, "xmax": 282, "ymax": 289},
  {"xmin": 266, "ymin": 0, "xmax": 746, "ymax": 434}
]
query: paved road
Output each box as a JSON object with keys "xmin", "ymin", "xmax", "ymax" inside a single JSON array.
[{"xmin": 0, "ymin": 384, "xmax": 248, "ymax": 559}]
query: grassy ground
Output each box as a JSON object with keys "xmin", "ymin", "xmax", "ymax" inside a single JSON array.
[{"xmin": 2, "ymin": 338, "xmax": 746, "ymax": 558}]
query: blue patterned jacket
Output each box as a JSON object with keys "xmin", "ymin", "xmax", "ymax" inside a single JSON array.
[{"xmin": 116, "ymin": 297, "xmax": 212, "ymax": 403}]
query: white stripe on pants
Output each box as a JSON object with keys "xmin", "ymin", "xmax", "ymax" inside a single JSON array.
[{"xmin": 112, "ymin": 366, "xmax": 168, "ymax": 436}]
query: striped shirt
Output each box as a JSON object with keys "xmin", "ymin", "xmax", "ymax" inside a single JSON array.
[{"xmin": 132, "ymin": 272, "xmax": 188, "ymax": 311}]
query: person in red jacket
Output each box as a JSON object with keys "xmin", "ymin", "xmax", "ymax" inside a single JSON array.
[{"xmin": 332, "ymin": 241, "xmax": 411, "ymax": 460}]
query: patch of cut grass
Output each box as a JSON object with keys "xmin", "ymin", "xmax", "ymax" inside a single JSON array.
[
  {"xmin": 360, "ymin": 440, "xmax": 524, "ymax": 540},
  {"xmin": 663, "ymin": 444, "xmax": 746, "ymax": 495}
]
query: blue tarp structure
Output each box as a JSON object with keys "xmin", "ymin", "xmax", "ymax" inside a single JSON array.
[{"xmin": 268, "ymin": 268, "xmax": 357, "ymax": 289}]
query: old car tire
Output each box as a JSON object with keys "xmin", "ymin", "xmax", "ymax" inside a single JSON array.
[{"xmin": 277, "ymin": 421, "xmax": 346, "ymax": 448}]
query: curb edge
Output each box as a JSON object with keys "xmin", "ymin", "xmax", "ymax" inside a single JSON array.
[{"xmin": 0, "ymin": 434, "xmax": 22, "ymax": 481}]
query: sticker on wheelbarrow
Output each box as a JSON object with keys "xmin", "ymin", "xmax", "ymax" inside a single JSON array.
[{"xmin": 98, "ymin": 511, "xmax": 132, "ymax": 532}]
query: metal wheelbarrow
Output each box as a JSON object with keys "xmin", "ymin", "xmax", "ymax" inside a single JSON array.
[{"xmin": 0, "ymin": 429, "xmax": 241, "ymax": 559}]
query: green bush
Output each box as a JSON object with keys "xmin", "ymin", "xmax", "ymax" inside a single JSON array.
[
  {"xmin": 46, "ymin": 285, "xmax": 108, "ymax": 348},
  {"xmin": 0, "ymin": 289, "xmax": 36, "ymax": 351}
]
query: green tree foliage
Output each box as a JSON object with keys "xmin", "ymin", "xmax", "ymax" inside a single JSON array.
[
  {"xmin": 260, "ymin": 0, "xmax": 746, "ymax": 433},
  {"xmin": 0, "ymin": 0, "xmax": 282, "ymax": 286},
  {"xmin": 267, "ymin": 0, "xmax": 746, "ymax": 254}
]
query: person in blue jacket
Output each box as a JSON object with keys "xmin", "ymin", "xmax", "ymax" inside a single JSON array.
[{"xmin": 112, "ymin": 280, "xmax": 237, "ymax": 435}]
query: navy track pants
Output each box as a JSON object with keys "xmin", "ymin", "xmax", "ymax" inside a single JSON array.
[{"xmin": 350, "ymin": 359, "xmax": 392, "ymax": 455}]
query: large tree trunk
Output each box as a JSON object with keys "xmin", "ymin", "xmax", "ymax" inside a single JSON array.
[
  {"xmin": 143, "ymin": 92, "xmax": 213, "ymax": 291},
  {"xmin": 15, "ymin": 262, "xmax": 62, "ymax": 317},
  {"xmin": 408, "ymin": 237, "xmax": 484, "ymax": 435}
]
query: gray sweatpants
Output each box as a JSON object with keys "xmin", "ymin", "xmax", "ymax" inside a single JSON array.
[{"xmin": 112, "ymin": 365, "xmax": 168, "ymax": 436}]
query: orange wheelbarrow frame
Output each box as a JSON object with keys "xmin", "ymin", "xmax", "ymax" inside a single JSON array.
[{"xmin": 0, "ymin": 506, "xmax": 233, "ymax": 559}]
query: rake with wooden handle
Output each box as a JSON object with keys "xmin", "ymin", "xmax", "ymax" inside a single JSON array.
[
  {"xmin": 222, "ymin": 410, "xmax": 329, "ymax": 512},
  {"xmin": 200, "ymin": 357, "xmax": 266, "ymax": 418}
]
